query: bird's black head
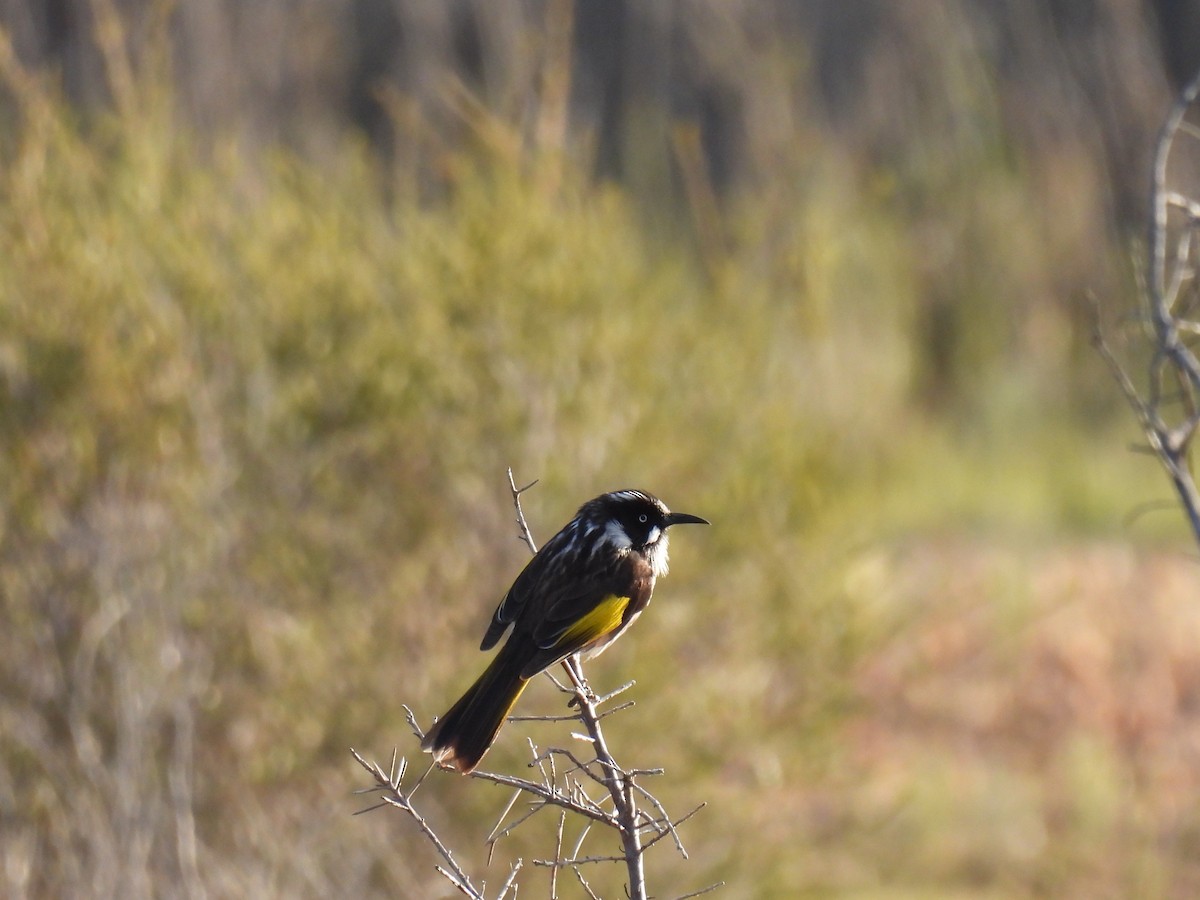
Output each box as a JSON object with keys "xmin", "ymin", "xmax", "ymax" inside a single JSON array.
[{"xmin": 583, "ymin": 490, "xmax": 709, "ymax": 559}]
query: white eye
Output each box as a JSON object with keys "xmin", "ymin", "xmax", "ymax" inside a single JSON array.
[{"xmin": 638, "ymin": 514, "xmax": 648, "ymax": 523}]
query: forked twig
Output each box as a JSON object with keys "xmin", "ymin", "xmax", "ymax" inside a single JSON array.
[
  {"xmin": 350, "ymin": 749, "xmax": 483, "ymax": 898},
  {"xmin": 1096, "ymin": 69, "xmax": 1200, "ymax": 549},
  {"xmin": 507, "ymin": 467, "xmax": 540, "ymax": 554}
]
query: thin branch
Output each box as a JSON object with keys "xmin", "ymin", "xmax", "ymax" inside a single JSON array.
[
  {"xmin": 537, "ymin": 746, "xmax": 613, "ymax": 789},
  {"xmin": 1095, "ymin": 306, "xmax": 1200, "ymax": 543},
  {"xmin": 594, "ymin": 699, "xmax": 638, "ymax": 721},
  {"xmin": 551, "ymin": 808, "xmax": 566, "ymax": 898},
  {"xmin": 1095, "ymin": 67, "xmax": 1200, "ymax": 551},
  {"xmin": 434, "ymin": 865, "xmax": 483, "ymax": 899},
  {"xmin": 1165, "ymin": 190, "xmax": 1200, "ymax": 222},
  {"xmin": 1151, "ymin": 71, "xmax": 1200, "ymax": 319},
  {"xmin": 564, "ymin": 766, "xmax": 601, "ymax": 897},
  {"xmin": 1092, "ymin": 299, "xmax": 1160, "ymax": 435},
  {"xmin": 594, "ymin": 680, "xmax": 637, "ymax": 705},
  {"xmin": 1150, "ymin": 74, "xmax": 1200, "ymax": 403},
  {"xmin": 541, "ymin": 666, "xmax": 574, "ymax": 694},
  {"xmin": 495, "ymin": 860, "xmax": 523, "ymax": 900},
  {"xmin": 640, "ymin": 802, "xmax": 708, "ymax": 855},
  {"xmin": 350, "ymin": 749, "xmax": 485, "ymax": 899},
  {"xmin": 402, "ymin": 704, "xmax": 425, "ymax": 741},
  {"xmin": 486, "ymin": 787, "xmax": 532, "ymax": 847},
  {"xmin": 1164, "ymin": 229, "xmax": 1193, "ymax": 312},
  {"xmin": 533, "ymin": 853, "xmax": 628, "ymax": 868},
  {"xmin": 1179, "ymin": 119, "xmax": 1200, "ymax": 144},
  {"xmin": 488, "ymin": 801, "xmax": 547, "ymax": 845},
  {"xmin": 561, "ymin": 655, "xmax": 649, "ymax": 900},
  {"xmin": 673, "ymin": 882, "xmax": 728, "ymax": 900},
  {"xmin": 529, "ymin": 735, "xmax": 553, "ymax": 791},
  {"xmin": 572, "ymin": 861, "xmax": 603, "ymax": 900},
  {"xmin": 464, "ymin": 766, "xmax": 619, "ymax": 827},
  {"xmin": 507, "ymin": 467, "xmax": 540, "ymax": 554},
  {"xmin": 507, "ymin": 711, "xmax": 593, "ymax": 723}
]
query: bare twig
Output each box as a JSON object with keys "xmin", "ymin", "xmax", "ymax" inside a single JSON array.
[
  {"xmin": 495, "ymin": 860, "xmax": 523, "ymax": 900},
  {"xmin": 640, "ymin": 802, "xmax": 708, "ymax": 855},
  {"xmin": 402, "ymin": 704, "xmax": 425, "ymax": 741},
  {"xmin": 560, "ymin": 654, "xmax": 649, "ymax": 899},
  {"xmin": 673, "ymin": 882, "xmax": 728, "ymax": 900},
  {"xmin": 551, "ymin": 809, "xmax": 566, "ymax": 898},
  {"xmin": 532, "ymin": 853, "xmax": 628, "ymax": 868},
  {"xmin": 462, "ymin": 766, "xmax": 619, "ymax": 828},
  {"xmin": 507, "ymin": 467, "xmax": 540, "ymax": 554},
  {"xmin": 485, "ymin": 788, "xmax": 524, "ymax": 857},
  {"xmin": 349, "ymin": 749, "xmax": 484, "ymax": 898},
  {"xmin": 567, "ymin": 818, "xmax": 599, "ymax": 897},
  {"xmin": 1097, "ymin": 68, "xmax": 1200, "ymax": 550},
  {"xmin": 594, "ymin": 680, "xmax": 637, "ymax": 705}
]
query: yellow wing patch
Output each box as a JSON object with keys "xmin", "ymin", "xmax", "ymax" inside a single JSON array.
[{"xmin": 556, "ymin": 595, "xmax": 630, "ymax": 648}]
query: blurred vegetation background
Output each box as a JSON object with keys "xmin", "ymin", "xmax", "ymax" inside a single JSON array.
[{"xmin": 2, "ymin": 0, "xmax": 1199, "ymax": 897}]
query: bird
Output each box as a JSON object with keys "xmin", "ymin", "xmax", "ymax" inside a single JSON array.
[{"xmin": 421, "ymin": 489, "xmax": 708, "ymax": 773}]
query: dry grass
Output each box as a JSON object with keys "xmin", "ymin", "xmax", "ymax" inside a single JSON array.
[{"xmin": 846, "ymin": 540, "xmax": 1200, "ymax": 897}]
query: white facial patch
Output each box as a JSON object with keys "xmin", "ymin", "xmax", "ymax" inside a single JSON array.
[
  {"xmin": 646, "ymin": 532, "xmax": 670, "ymax": 577},
  {"xmin": 645, "ymin": 525, "xmax": 662, "ymax": 545},
  {"xmin": 604, "ymin": 519, "xmax": 634, "ymax": 550}
]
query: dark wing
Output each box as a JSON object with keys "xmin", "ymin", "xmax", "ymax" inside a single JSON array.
[
  {"xmin": 516, "ymin": 554, "xmax": 638, "ymax": 677},
  {"xmin": 479, "ymin": 523, "xmax": 581, "ymax": 650},
  {"xmin": 530, "ymin": 561, "xmax": 624, "ymax": 648},
  {"xmin": 481, "ymin": 526, "xmax": 637, "ymax": 677}
]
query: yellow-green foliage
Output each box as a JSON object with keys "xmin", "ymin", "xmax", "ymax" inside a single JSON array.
[{"xmin": 0, "ymin": 42, "xmax": 1192, "ymax": 900}]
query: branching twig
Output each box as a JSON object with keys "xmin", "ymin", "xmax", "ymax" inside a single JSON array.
[
  {"xmin": 562, "ymin": 655, "xmax": 649, "ymax": 899},
  {"xmin": 1096, "ymin": 69, "xmax": 1200, "ymax": 550},
  {"xmin": 495, "ymin": 860, "xmax": 523, "ymax": 900},
  {"xmin": 507, "ymin": 467, "xmax": 540, "ymax": 554},
  {"xmin": 350, "ymin": 749, "xmax": 484, "ymax": 898}
]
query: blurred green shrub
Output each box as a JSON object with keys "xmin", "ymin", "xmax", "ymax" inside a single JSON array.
[
  {"xmin": 0, "ymin": 46, "xmax": 892, "ymax": 894},
  {"xmin": 0, "ymin": 12, "xmax": 1180, "ymax": 897}
]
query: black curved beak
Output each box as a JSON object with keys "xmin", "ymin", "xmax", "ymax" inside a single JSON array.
[{"xmin": 664, "ymin": 511, "xmax": 709, "ymax": 527}]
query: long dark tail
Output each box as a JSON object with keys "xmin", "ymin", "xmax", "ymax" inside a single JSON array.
[{"xmin": 421, "ymin": 639, "xmax": 529, "ymax": 773}]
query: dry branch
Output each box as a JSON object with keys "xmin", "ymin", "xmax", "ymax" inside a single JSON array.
[{"xmin": 1097, "ymin": 68, "xmax": 1200, "ymax": 549}]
